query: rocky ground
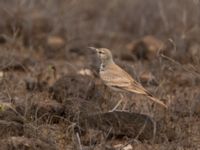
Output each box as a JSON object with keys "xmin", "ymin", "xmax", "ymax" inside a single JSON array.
[{"xmin": 0, "ymin": 0, "xmax": 200, "ymax": 149}]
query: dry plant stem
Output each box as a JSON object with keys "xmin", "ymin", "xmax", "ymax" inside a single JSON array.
[
  {"xmin": 158, "ymin": 1, "xmax": 169, "ymax": 31},
  {"xmin": 160, "ymin": 54, "xmax": 200, "ymax": 78},
  {"xmin": 110, "ymin": 100, "xmax": 122, "ymax": 112},
  {"xmin": 158, "ymin": 39, "xmax": 200, "ymax": 78},
  {"xmin": 152, "ymin": 119, "xmax": 157, "ymax": 143},
  {"xmin": 122, "ymin": 99, "xmax": 128, "ymax": 111},
  {"xmin": 75, "ymin": 132, "xmax": 83, "ymax": 150},
  {"xmin": 135, "ymin": 119, "xmax": 148, "ymax": 140},
  {"xmin": 110, "ymin": 93, "xmax": 124, "ymax": 112}
]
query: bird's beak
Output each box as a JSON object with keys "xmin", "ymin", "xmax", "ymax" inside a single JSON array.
[{"xmin": 88, "ymin": 47, "xmax": 98, "ymax": 52}]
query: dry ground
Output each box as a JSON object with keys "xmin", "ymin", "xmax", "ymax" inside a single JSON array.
[{"xmin": 0, "ymin": 0, "xmax": 200, "ymax": 149}]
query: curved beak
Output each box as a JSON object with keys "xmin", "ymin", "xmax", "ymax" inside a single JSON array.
[{"xmin": 88, "ymin": 47, "xmax": 98, "ymax": 52}]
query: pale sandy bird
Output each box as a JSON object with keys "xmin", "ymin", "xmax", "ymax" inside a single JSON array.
[{"xmin": 89, "ymin": 47, "xmax": 167, "ymax": 111}]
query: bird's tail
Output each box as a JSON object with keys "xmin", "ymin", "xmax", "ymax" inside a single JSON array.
[{"xmin": 146, "ymin": 93, "xmax": 167, "ymax": 108}]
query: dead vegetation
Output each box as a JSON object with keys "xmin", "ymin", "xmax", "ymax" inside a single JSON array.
[{"xmin": 0, "ymin": 0, "xmax": 200, "ymax": 149}]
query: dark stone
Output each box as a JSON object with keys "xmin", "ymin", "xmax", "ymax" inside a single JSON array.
[{"xmin": 79, "ymin": 111, "xmax": 156, "ymax": 141}]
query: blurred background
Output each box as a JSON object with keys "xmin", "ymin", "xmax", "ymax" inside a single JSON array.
[
  {"xmin": 0, "ymin": 0, "xmax": 200, "ymax": 149},
  {"xmin": 0, "ymin": 0, "xmax": 200, "ymax": 60}
]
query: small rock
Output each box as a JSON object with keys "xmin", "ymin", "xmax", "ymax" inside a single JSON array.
[
  {"xmin": 46, "ymin": 35, "xmax": 65, "ymax": 50},
  {"xmin": 140, "ymin": 72, "xmax": 158, "ymax": 86},
  {"xmin": 78, "ymin": 68, "xmax": 94, "ymax": 77},
  {"xmin": 123, "ymin": 144, "xmax": 133, "ymax": 150},
  {"xmin": 127, "ymin": 35, "xmax": 164, "ymax": 60},
  {"xmin": 80, "ymin": 111, "xmax": 156, "ymax": 141},
  {"xmin": 113, "ymin": 144, "xmax": 133, "ymax": 150},
  {"xmin": 49, "ymin": 74, "xmax": 105, "ymax": 104},
  {"xmin": 0, "ymin": 71, "xmax": 3, "ymax": 78},
  {"xmin": 142, "ymin": 36, "xmax": 163, "ymax": 53},
  {"xmin": 113, "ymin": 144, "xmax": 123, "ymax": 149}
]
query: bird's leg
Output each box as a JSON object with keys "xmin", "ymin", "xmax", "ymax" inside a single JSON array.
[
  {"xmin": 110, "ymin": 93, "xmax": 123, "ymax": 112},
  {"xmin": 110, "ymin": 99, "xmax": 122, "ymax": 112},
  {"xmin": 122, "ymin": 99, "xmax": 127, "ymax": 111}
]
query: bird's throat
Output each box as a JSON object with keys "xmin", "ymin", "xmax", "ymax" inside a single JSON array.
[
  {"xmin": 100, "ymin": 63, "xmax": 105, "ymax": 71},
  {"xmin": 100, "ymin": 60, "xmax": 114, "ymax": 72}
]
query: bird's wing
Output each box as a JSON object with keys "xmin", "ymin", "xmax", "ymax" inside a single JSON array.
[
  {"xmin": 126, "ymin": 80, "xmax": 149, "ymax": 94},
  {"xmin": 101, "ymin": 64, "xmax": 167, "ymax": 108},
  {"xmin": 102, "ymin": 64, "xmax": 151, "ymax": 95},
  {"xmin": 101, "ymin": 64, "xmax": 141, "ymax": 92}
]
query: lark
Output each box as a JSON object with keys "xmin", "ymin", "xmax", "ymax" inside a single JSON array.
[{"xmin": 89, "ymin": 47, "xmax": 167, "ymax": 111}]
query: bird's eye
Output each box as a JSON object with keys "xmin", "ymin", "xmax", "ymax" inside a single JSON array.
[{"xmin": 99, "ymin": 51, "xmax": 104, "ymax": 54}]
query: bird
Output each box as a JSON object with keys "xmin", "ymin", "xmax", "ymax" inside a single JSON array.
[{"xmin": 89, "ymin": 47, "xmax": 167, "ymax": 111}]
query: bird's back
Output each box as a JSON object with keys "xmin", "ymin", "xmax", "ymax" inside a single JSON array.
[{"xmin": 100, "ymin": 62, "xmax": 150, "ymax": 95}]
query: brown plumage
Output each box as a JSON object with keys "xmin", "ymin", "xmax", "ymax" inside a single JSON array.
[{"xmin": 89, "ymin": 47, "xmax": 167, "ymax": 109}]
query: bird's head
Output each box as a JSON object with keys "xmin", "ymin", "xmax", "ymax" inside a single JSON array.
[{"xmin": 89, "ymin": 47, "xmax": 114, "ymax": 65}]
